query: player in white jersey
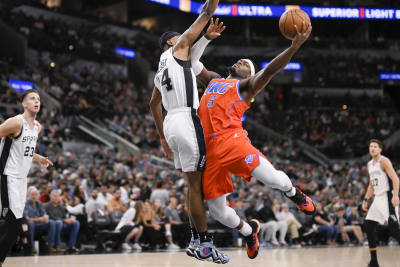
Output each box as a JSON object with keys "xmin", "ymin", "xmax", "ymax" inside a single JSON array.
[
  {"xmin": 149, "ymin": 0, "xmax": 229, "ymax": 264},
  {"xmin": 362, "ymin": 139, "xmax": 400, "ymax": 267},
  {"xmin": 0, "ymin": 89, "xmax": 53, "ymax": 267}
]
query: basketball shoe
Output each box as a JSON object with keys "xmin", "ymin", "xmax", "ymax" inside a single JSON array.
[
  {"xmin": 186, "ymin": 238, "xmax": 199, "ymax": 257},
  {"xmin": 245, "ymin": 219, "xmax": 260, "ymax": 259},
  {"xmin": 287, "ymin": 187, "xmax": 316, "ymax": 215},
  {"xmin": 194, "ymin": 238, "xmax": 229, "ymax": 264}
]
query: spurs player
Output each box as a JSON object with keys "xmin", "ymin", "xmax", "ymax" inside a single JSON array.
[
  {"xmin": 0, "ymin": 89, "xmax": 53, "ymax": 267},
  {"xmin": 149, "ymin": 0, "xmax": 228, "ymax": 264},
  {"xmin": 362, "ymin": 139, "xmax": 400, "ymax": 267}
]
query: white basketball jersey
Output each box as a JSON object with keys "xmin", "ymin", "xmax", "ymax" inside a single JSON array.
[
  {"xmin": 367, "ymin": 156, "xmax": 390, "ymax": 195},
  {"xmin": 0, "ymin": 115, "xmax": 39, "ymax": 179},
  {"xmin": 154, "ymin": 48, "xmax": 199, "ymax": 111}
]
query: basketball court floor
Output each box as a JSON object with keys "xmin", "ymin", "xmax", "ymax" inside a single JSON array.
[{"xmin": 5, "ymin": 246, "xmax": 399, "ymax": 267}]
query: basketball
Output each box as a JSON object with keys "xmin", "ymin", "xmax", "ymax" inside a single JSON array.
[{"xmin": 279, "ymin": 8, "xmax": 311, "ymax": 40}]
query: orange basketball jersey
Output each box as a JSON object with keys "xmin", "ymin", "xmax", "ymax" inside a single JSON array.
[{"xmin": 198, "ymin": 78, "xmax": 249, "ymax": 139}]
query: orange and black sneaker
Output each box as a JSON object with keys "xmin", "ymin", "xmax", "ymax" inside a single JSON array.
[
  {"xmin": 245, "ymin": 219, "xmax": 260, "ymax": 259},
  {"xmin": 287, "ymin": 187, "xmax": 316, "ymax": 215}
]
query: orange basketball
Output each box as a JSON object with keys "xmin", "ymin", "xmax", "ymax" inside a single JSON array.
[{"xmin": 279, "ymin": 8, "xmax": 311, "ymax": 40}]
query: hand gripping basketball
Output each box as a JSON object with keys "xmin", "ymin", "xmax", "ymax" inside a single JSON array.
[{"xmin": 291, "ymin": 21, "xmax": 312, "ymax": 50}]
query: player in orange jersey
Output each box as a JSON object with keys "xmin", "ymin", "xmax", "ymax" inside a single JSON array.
[{"xmin": 189, "ymin": 20, "xmax": 313, "ymax": 259}]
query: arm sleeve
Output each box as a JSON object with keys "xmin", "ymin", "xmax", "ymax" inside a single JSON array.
[{"xmin": 191, "ymin": 36, "xmax": 210, "ymax": 75}]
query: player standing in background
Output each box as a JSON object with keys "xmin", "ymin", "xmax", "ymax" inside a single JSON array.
[
  {"xmin": 190, "ymin": 21, "xmax": 315, "ymax": 259},
  {"xmin": 362, "ymin": 139, "xmax": 400, "ymax": 267},
  {"xmin": 149, "ymin": 0, "xmax": 229, "ymax": 264},
  {"xmin": 0, "ymin": 89, "xmax": 53, "ymax": 267}
]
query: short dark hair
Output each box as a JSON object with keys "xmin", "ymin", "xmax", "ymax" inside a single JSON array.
[
  {"xmin": 369, "ymin": 139, "xmax": 383, "ymax": 149},
  {"xmin": 21, "ymin": 89, "xmax": 39, "ymax": 102},
  {"xmin": 159, "ymin": 31, "xmax": 180, "ymax": 50}
]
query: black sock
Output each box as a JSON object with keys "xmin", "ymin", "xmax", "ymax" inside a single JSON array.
[
  {"xmin": 370, "ymin": 250, "xmax": 377, "ymax": 264},
  {"xmin": 191, "ymin": 227, "xmax": 199, "ymax": 240},
  {"xmin": 199, "ymin": 232, "xmax": 211, "ymax": 243}
]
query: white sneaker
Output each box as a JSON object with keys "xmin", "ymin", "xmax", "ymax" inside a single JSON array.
[
  {"xmin": 194, "ymin": 239, "xmax": 230, "ymax": 264},
  {"xmin": 122, "ymin": 243, "xmax": 132, "ymax": 250},
  {"xmin": 168, "ymin": 243, "xmax": 180, "ymax": 249},
  {"xmin": 186, "ymin": 238, "xmax": 199, "ymax": 257},
  {"xmin": 132, "ymin": 243, "xmax": 142, "ymax": 250}
]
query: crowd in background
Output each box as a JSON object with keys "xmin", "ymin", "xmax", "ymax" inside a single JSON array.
[
  {"xmin": 2, "ymin": 90, "xmax": 400, "ymax": 255},
  {"xmin": 1, "ymin": 0, "xmax": 400, "ymax": 257}
]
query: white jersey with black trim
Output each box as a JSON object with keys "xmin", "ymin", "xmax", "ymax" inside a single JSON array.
[
  {"xmin": 154, "ymin": 48, "xmax": 199, "ymax": 111},
  {"xmin": 367, "ymin": 155, "xmax": 390, "ymax": 196},
  {"xmin": 0, "ymin": 114, "xmax": 39, "ymax": 179}
]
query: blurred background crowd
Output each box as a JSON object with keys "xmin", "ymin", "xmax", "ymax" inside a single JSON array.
[{"xmin": 1, "ymin": 0, "xmax": 400, "ymax": 256}]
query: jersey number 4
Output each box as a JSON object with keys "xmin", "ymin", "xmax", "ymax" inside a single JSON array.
[
  {"xmin": 24, "ymin": 146, "xmax": 35, "ymax": 157},
  {"xmin": 162, "ymin": 69, "xmax": 173, "ymax": 91}
]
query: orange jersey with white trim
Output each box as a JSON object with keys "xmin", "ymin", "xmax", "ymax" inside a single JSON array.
[{"xmin": 198, "ymin": 78, "xmax": 249, "ymax": 139}]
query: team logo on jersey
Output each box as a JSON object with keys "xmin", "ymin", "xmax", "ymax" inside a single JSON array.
[
  {"xmin": 205, "ymin": 81, "xmax": 234, "ymax": 95},
  {"xmin": 245, "ymin": 154, "xmax": 255, "ymax": 165}
]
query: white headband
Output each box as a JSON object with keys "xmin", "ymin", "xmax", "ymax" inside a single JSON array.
[{"xmin": 243, "ymin": 59, "xmax": 255, "ymax": 76}]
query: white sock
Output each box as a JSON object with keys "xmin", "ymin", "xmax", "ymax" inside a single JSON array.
[
  {"xmin": 239, "ymin": 222, "xmax": 253, "ymax": 236},
  {"xmin": 285, "ymin": 187, "xmax": 296, "ymax": 197}
]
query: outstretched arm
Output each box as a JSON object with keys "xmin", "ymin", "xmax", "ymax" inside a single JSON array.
[
  {"xmin": 173, "ymin": 0, "xmax": 220, "ymax": 61},
  {"xmin": 240, "ymin": 22, "xmax": 312, "ymax": 105},
  {"xmin": 192, "ymin": 18, "xmax": 225, "ymax": 85}
]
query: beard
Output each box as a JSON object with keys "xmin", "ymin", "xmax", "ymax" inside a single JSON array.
[{"xmin": 227, "ymin": 66, "xmax": 236, "ymax": 75}]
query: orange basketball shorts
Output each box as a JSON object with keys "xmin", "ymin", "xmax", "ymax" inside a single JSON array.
[{"xmin": 202, "ymin": 128, "xmax": 266, "ymax": 200}]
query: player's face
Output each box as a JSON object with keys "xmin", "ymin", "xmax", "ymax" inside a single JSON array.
[
  {"xmin": 166, "ymin": 35, "xmax": 181, "ymax": 47},
  {"xmin": 23, "ymin": 92, "xmax": 40, "ymax": 114},
  {"xmin": 369, "ymin": 142, "xmax": 382, "ymax": 157},
  {"xmin": 229, "ymin": 59, "xmax": 251, "ymax": 78}
]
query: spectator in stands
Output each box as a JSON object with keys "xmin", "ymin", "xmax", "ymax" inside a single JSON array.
[
  {"xmin": 139, "ymin": 200, "xmax": 163, "ymax": 250},
  {"xmin": 107, "ymin": 189, "xmax": 127, "ymax": 213},
  {"xmin": 150, "ymin": 181, "xmax": 169, "ymax": 207},
  {"xmin": 119, "ymin": 180, "xmax": 130, "ymax": 206},
  {"xmin": 97, "ymin": 184, "xmax": 112, "ymax": 205},
  {"xmin": 153, "ymin": 198, "xmax": 179, "ymax": 249},
  {"xmin": 272, "ymin": 203, "xmax": 289, "ymax": 246},
  {"xmin": 24, "ymin": 188, "xmax": 51, "ymax": 253},
  {"xmin": 45, "ymin": 190, "xmax": 80, "ymax": 253},
  {"xmin": 66, "ymin": 196, "xmax": 88, "ymax": 246},
  {"xmin": 258, "ymin": 198, "xmax": 287, "ymax": 246},
  {"xmin": 313, "ymin": 203, "xmax": 339, "ymax": 246},
  {"xmin": 338, "ymin": 206, "xmax": 364, "ymax": 245},
  {"xmin": 164, "ymin": 196, "xmax": 187, "ymax": 248},
  {"xmin": 86, "ymin": 189, "xmax": 109, "ymax": 223},
  {"xmin": 39, "ymin": 182, "xmax": 51, "ymax": 203},
  {"xmin": 116, "ymin": 201, "xmax": 143, "ymax": 251},
  {"xmin": 276, "ymin": 203, "xmax": 302, "ymax": 246}
]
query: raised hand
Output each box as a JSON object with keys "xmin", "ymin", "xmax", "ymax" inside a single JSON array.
[
  {"xmin": 291, "ymin": 21, "xmax": 312, "ymax": 50},
  {"xmin": 205, "ymin": 18, "xmax": 226, "ymax": 40}
]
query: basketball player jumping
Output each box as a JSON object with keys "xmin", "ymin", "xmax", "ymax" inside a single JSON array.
[
  {"xmin": 149, "ymin": 0, "xmax": 229, "ymax": 264},
  {"xmin": 188, "ymin": 21, "xmax": 315, "ymax": 259},
  {"xmin": 0, "ymin": 89, "xmax": 53, "ymax": 267},
  {"xmin": 362, "ymin": 139, "xmax": 400, "ymax": 267}
]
